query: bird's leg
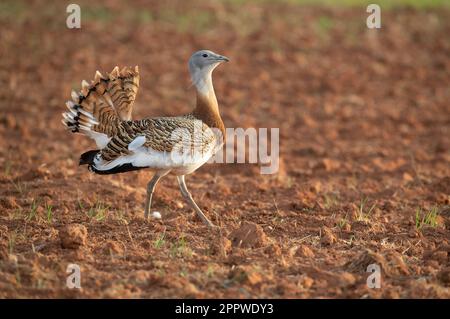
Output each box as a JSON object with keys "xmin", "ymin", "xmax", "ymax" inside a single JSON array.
[
  {"xmin": 144, "ymin": 171, "xmax": 169, "ymax": 219},
  {"xmin": 177, "ymin": 175, "xmax": 215, "ymax": 228}
]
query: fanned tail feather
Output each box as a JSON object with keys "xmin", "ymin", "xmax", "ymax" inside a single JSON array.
[{"xmin": 62, "ymin": 66, "xmax": 140, "ymax": 148}]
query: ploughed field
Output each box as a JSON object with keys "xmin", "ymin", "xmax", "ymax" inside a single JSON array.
[{"xmin": 0, "ymin": 0, "xmax": 449, "ymax": 298}]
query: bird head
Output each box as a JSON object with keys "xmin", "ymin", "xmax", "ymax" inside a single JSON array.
[
  {"xmin": 189, "ymin": 50, "xmax": 229, "ymax": 74},
  {"xmin": 188, "ymin": 50, "xmax": 229, "ymax": 95}
]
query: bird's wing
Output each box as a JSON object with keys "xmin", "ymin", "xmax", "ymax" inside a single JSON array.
[
  {"xmin": 62, "ymin": 66, "xmax": 140, "ymax": 148},
  {"xmin": 98, "ymin": 116, "xmax": 217, "ymax": 163}
]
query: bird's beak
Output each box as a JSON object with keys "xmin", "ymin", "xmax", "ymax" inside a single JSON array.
[{"xmin": 216, "ymin": 55, "xmax": 230, "ymax": 62}]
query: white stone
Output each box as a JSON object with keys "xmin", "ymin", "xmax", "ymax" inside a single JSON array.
[{"xmin": 152, "ymin": 211, "xmax": 162, "ymax": 219}]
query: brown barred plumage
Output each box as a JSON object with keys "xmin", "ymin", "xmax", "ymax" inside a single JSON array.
[
  {"xmin": 62, "ymin": 66, "xmax": 139, "ymax": 139},
  {"xmin": 99, "ymin": 115, "xmax": 217, "ymax": 162}
]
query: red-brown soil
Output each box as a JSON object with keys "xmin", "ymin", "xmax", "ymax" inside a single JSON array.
[{"xmin": 0, "ymin": 0, "xmax": 449, "ymax": 298}]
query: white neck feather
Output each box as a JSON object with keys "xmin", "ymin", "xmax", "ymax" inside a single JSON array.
[
  {"xmin": 192, "ymin": 67, "xmax": 213, "ymax": 95},
  {"xmin": 189, "ymin": 63, "xmax": 220, "ymax": 115}
]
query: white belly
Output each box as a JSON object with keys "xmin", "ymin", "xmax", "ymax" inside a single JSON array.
[{"xmin": 94, "ymin": 142, "xmax": 217, "ymax": 176}]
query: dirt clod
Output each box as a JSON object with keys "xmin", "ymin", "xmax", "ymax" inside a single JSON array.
[
  {"xmin": 346, "ymin": 249, "xmax": 410, "ymax": 277},
  {"xmin": 103, "ymin": 240, "xmax": 124, "ymax": 255},
  {"xmin": 60, "ymin": 224, "xmax": 88, "ymax": 249},
  {"xmin": 229, "ymin": 266, "xmax": 263, "ymax": 286},
  {"xmin": 295, "ymin": 244, "xmax": 315, "ymax": 258},
  {"xmin": 265, "ymin": 243, "xmax": 282, "ymax": 256},
  {"xmin": 229, "ymin": 222, "xmax": 268, "ymax": 249},
  {"xmin": 437, "ymin": 267, "xmax": 450, "ymax": 286},
  {"xmin": 320, "ymin": 158, "xmax": 341, "ymax": 171},
  {"xmin": 0, "ymin": 197, "xmax": 18, "ymax": 209},
  {"xmin": 339, "ymin": 272, "xmax": 357, "ymax": 286},
  {"xmin": 320, "ymin": 227, "xmax": 337, "ymax": 245},
  {"xmin": 0, "ymin": 244, "xmax": 8, "ymax": 260},
  {"xmin": 210, "ymin": 235, "xmax": 232, "ymax": 258},
  {"xmin": 299, "ymin": 276, "xmax": 314, "ymax": 289}
]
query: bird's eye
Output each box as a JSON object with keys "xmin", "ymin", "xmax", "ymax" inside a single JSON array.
[{"xmin": 202, "ymin": 53, "xmax": 208, "ymax": 58}]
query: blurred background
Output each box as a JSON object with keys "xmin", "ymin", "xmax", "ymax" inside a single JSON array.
[{"xmin": 0, "ymin": 0, "xmax": 448, "ymax": 298}]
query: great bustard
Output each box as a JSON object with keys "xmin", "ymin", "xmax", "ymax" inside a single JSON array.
[{"xmin": 62, "ymin": 50, "xmax": 229, "ymax": 227}]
